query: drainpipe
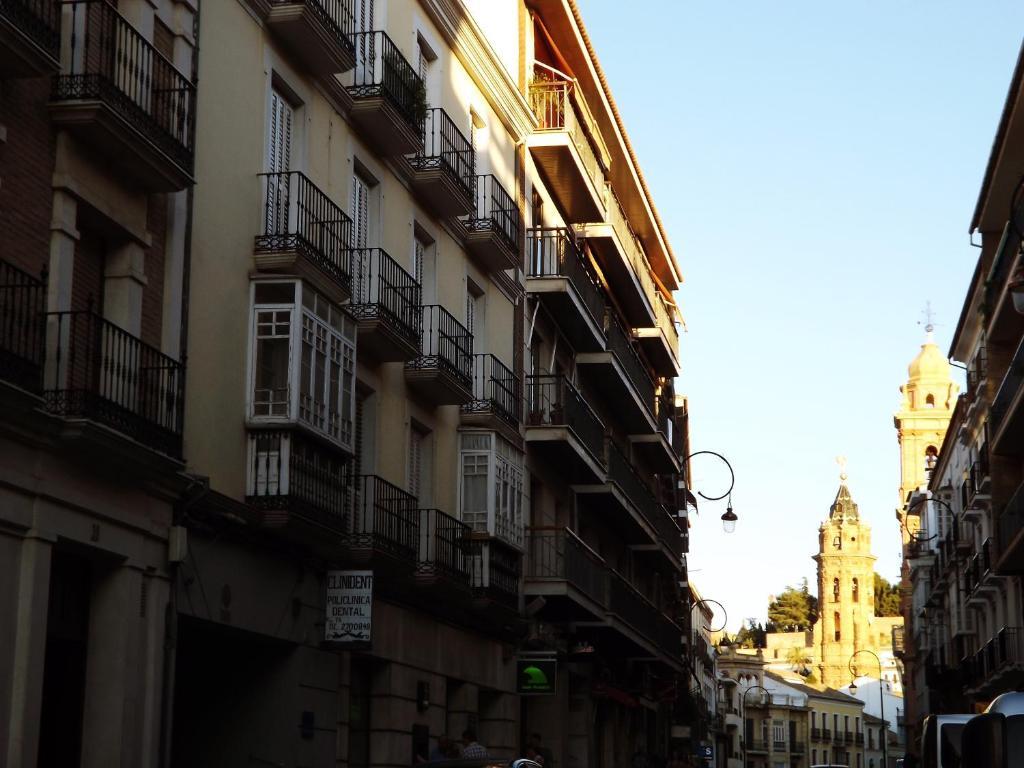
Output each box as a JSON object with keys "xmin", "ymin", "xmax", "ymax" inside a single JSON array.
[{"xmin": 159, "ymin": 3, "xmax": 202, "ymax": 764}]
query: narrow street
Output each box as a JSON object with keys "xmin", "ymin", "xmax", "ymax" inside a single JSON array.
[{"xmin": 0, "ymin": 2, "xmax": 1022, "ymax": 768}]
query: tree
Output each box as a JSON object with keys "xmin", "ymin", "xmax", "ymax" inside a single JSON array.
[
  {"xmin": 874, "ymin": 573, "xmax": 901, "ymax": 616},
  {"xmin": 786, "ymin": 646, "xmax": 812, "ymax": 674},
  {"xmin": 735, "ymin": 619, "xmax": 767, "ymax": 649},
  {"xmin": 767, "ymin": 579, "xmax": 817, "ymax": 632}
]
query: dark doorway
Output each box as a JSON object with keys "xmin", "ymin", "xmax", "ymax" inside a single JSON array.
[
  {"xmin": 37, "ymin": 550, "xmax": 92, "ymax": 768},
  {"xmin": 349, "ymin": 657, "xmax": 373, "ymax": 768},
  {"xmin": 171, "ymin": 616, "xmax": 293, "ymax": 768}
]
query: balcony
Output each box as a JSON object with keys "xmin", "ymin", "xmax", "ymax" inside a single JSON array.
[
  {"xmin": 44, "ymin": 310, "xmax": 184, "ymax": 457},
  {"xmin": 822, "ymin": 728, "xmax": 832, "ymax": 741},
  {"xmin": 405, "ymin": 304, "xmax": 473, "ymax": 405},
  {"xmin": 461, "ymin": 353, "xmax": 521, "ymax": 439},
  {"xmin": 462, "ymin": 175, "xmax": 520, "ymax": 273},
  {"xmin": 575, "ymin": 187, "xmax": 658, "ymax": 328},
  {"xmin": 51, "ymin": 0, "xmax": 195, "ymax": 191},
  {"xmin": 265, "ymin": 0, "xmax": 355, "ymax": 75},
  {"xmin": 990, "ymin": 334, "xmax": 1024, "ymax": 455},
  {"xmin": 416, "ymin": 507, "xmax": 471, "ymax": 589},
  {"xmin": 524, "ymin": 527, "xmax": 609, "ymax": 617},
  {"xmin": 346, "ymin": 474, "xmax": 419, "ymax": 567},
  {"xmin": 984, "ymin": 220, "xmax": 1024, "ymax": 346},
  {"xmin": 0, "ymin": 259, "xmax": 46, "ymax": 395},
  {"xmin": 255, "ymin": 172, "xmax": 353, "ymax": 302},
  {"xmin": 348, "ymin": 247, "xmax": 422, "ymax": 361},
  {"xmin": 527, "ymin": 79, "xmax": 607, "ymax": 222},
  {"xmin": 576, "ymin": 308, "xmax": 657, "ymax": 433},
  {"xmin": 524, "ymin": 374, "xmax": 605, "ymax": 482},
  {"xmin": 406, "ymin": 108, "xmax": 475, "ymax": 216},
  {"xmin": 577, "ymin": 440, "xmax": 680, "ymax": 564},
  {"xmin": 635, "ymin": 291, "xmax": 680, "ymax": 378},
  {"xmin": 346, "ymin": 31, "xmax": 423, "ymax": 155},
  {"xmin": 0, "ymin": 0, "xmax": 60, "ymax": 76},
  {"xmin": 966, "ymin": 346, "xmax": 988, "ymax": 402},
  {"xmin": 607, "ymin": 569, "xmax": 672, "ymax": 660},
  {"xmin": 470, "ymin": 538, "xmax": 520, "ymax": 612},
  {"xmin": 952, "ymin": 604, "xmax": 977, "ymax": 638},
  {"xmin": 246, "ymin": 429, "xmax": 350, "ymax": 547},
  {"xmin": 526, "ymin": 228, "xmax": 606, "ymax": 352},
  {"xmin": 964, "ymin": 626, "xmax": 1024, "ymax": 697},
  {"xmin": 995, "ymin": 480, "xmax": 1024, "ymax": 574},
  {"xmin": 812, "ymin": 728, "xmax": 822, "ymax": 740}
]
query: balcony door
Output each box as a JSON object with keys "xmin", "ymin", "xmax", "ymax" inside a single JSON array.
[
  {"xmin": 265, "ymin": 88, "xmax": 294, "ymax": 237},
  {"xmin": 354, "ymin": 0, "xmax": 375, "ymax": 82}
]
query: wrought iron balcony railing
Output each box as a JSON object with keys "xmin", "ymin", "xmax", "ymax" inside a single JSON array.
[
  {"xmin": 527, "ymin": 227, "xmax": 607, "ymax": 328},
  {"xmin": 529, "ymin": 79, "xmax": 606, "ymax": 193},
  {"xmin": 997, "ymin": 480, "xmax": 1024, "ymax": 564},
  {"xmin": 270, "ymin": 0, "xmax": 355, "ymax": 46},
  {"xmin": 0, "ymin": 259, "xmax": 46, "ymax": 394},
  {"xmin": 466, "ymin": 174, "xmax": 520, "ymax": 253},
  {"xmin": 462, "ymin": 353, "xmax": 520, "ymax": 427},
  {"xmin": 2, "ymin": 0, "xmax": 61, "ymax": 63},
  {"xmin": 991, "ymin": 334, "xmax": 1024, "ymax": 435},
  {"xmin": 608, "ymin": 569, "xmax": 660, "ymax": 643},
  {"xmin": 348, "ymin": 247, "xmax": 422, "ymax": 345},
  {"xmin": 525, "ymin": 527, "xmax": 608, "ymax": 609},
  {"xmin": 604, "ymin": 308, "xmax": 655, "ymax": 413},
  {"xmin": 45, "ymin": 309, "xmax": 184, "ymax": 457},
  {"xmin": 256, "ymin": 171, "xmax": 353, "ymax": 293},
  {"xmin": 348, "ymin": 474, "xmax": 419, "ymax": 561},
  {"xmin": 470, "ymin": 539, "xmax": 520, "ymax": 607},
  {"xmin": 985, "ymin": 218, "xmax": 1022, "ymax": 319},
  {"xmin": 348, "ymin": 30, "xmax": 423, "ymax": 133},
  {"xmin": 607, "ymin": 440, "xmax": 679, "ymax": 547},
  {"xmin": 411, "ymin": 304, "xmax": 472, "ymax": 388},
  {"xmin": 53, "ymin": 0, "xmax": 195, "ymax": 173},
  {"xmin": 967, "ymin": 346, "xmax": 988, "ymax": 399},
  {"xmin": 604, "ymin": 185, "xmax": 661, "ymax": 314},
  {"xmin": 246, "ymin": 429, "xmax": 350, "ymax": 522},
  {"xmin": 411, "ymin": 107, "xmax": 475, "ymax": 197},
  {"xmin": 525, "ymin": 374, "xmax": 605, "ymax": 462},
  {"xmin": 417, "ymin": 507, "xmax": 471, "ymax": 582}
]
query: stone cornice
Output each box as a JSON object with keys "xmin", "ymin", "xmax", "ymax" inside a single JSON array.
[{"xmin": 420, "ymin": 0, "xmax": 536, "ymax": 141}]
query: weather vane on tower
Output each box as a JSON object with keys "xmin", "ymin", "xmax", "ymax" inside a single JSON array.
[{"xmin": 836, "ymin": 455, "xmax": 848, "ymax": 483}]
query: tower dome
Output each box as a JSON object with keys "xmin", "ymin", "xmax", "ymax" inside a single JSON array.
[{"xmin": 907, "ymin": 331, "xmax": 952, "ymax": 382}]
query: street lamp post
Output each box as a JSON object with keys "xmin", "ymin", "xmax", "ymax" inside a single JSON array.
[
  {"xmin": 739, "ymin": 684, "xmax": 769, "ymax": 768},
  {"xmin": 680, "ymin": 451, "xmax": 737, "ymax": 532},
  {"xmin": 849, "ymin": 649, "xmax": 888, "ymax": 768}
]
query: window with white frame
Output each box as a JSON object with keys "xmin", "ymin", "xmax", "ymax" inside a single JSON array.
[
  {"xmin": 459, "ymin": 432, "xmax": 524, "ymax": 546},
  {"xmin": 249, "ymin": 280, "xmax": 356, "ymax": 452}
]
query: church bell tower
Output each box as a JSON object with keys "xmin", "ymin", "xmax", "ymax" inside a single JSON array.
[
  {"xmin": 893, "ymin": 320, "xmax": 958, "ymax": 543},
  {"xmin": 813, "ymin": 463, "xmax": 878, "ymax": 688}
]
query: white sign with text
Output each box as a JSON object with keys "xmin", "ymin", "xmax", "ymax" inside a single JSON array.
[{"xmin": 325, "ymin": 570, "xmax": 373, "ymax": 646}]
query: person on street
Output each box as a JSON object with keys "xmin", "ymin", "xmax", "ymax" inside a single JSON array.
[{"xmin": 461, "ymin": 729, "xmax": 488, "ymax": 758}]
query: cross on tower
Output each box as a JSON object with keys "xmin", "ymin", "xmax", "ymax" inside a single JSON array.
[
  {"xmin": 836, "ymin": 455, "xmax": 848, "ymax": 483},
  {"xmin": 919, "ymin": 301, "xmax": 936, "ymax": 334}
]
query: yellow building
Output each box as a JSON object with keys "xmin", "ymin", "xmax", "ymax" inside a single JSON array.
[
  {"xmin": 893, "ymin": 325, "xmax": 959, "ymax": 541},
  {"xmin": 764, "ymin": 472, "xmax": 903, "ymax": 691}
]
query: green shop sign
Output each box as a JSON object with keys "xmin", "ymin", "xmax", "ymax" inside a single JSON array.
[{"xmin": 516, "ymin": 658, "xmax": 557, "ymax": 695}]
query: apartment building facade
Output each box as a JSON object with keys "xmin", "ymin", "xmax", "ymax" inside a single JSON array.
[
  {"xmin": 175, "ymin": 1, "xmax": 687, "ymax": 768},
  {"xmin": 897, "ymin": 41, "xmax": 1024, "ymax": 752},
  {"xmin": 0, "ymin": 0, "xmax": 197, "ymax": 765}
]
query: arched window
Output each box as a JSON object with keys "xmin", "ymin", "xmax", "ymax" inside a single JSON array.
[
  {"xmin": 852, "ymin": 578, "xmax": 859, "ymax": 602},
  {"xmin": 925, "ymin": 393, "xmax": 935, "ymax": 408},
  {"xmin": 833, "ymin": 578, "xmax": 840, "ymax": 601}
]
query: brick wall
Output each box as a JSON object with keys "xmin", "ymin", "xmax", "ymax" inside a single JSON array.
[
  {"xmin": 141, "ymin": 195, "xmax": 166, "ymax": 349},
  {"xmin": 0, "ymin": 76, "xmax": 55, "ymax": 278}
]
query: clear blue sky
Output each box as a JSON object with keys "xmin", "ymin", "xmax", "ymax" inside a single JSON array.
[{"xmin": 580, "ymin": 1, "xmax": 1024, "ymax": 631}]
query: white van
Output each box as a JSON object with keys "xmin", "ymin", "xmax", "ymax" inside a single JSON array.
[
  {"xmin": 921, "ymin": 713, "xmax": 973, "ymax": 768},
  {"xmin": 961, "ymin": 691, "xmax": 1024, "ymax": 768}
]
